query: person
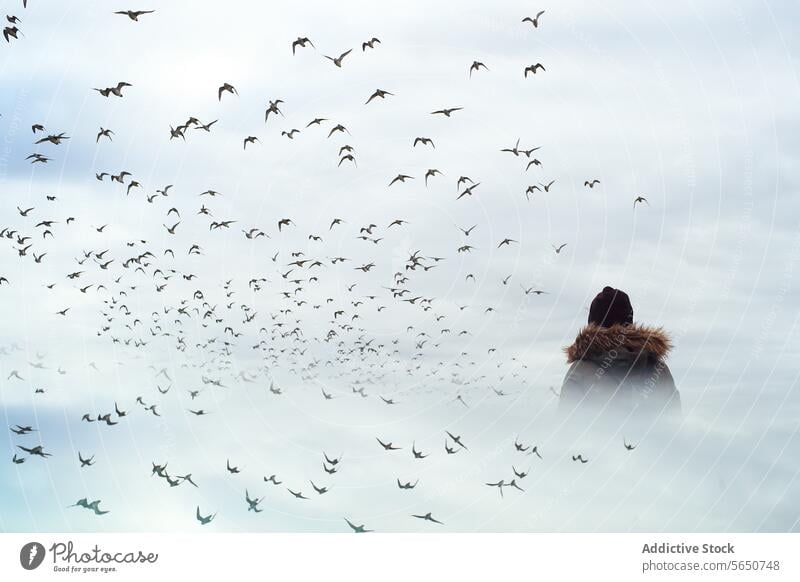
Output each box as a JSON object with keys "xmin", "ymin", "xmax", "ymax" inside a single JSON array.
[{"xmin": 559, "ymin": 286, "xmax": 680, "ymax": 417}]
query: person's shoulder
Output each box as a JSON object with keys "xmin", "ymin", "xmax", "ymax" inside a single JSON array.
[
  {"xmin": 564, "ymin": 358, "xmax": 601, "ymax": 382},
  {"xmin": 564, "ymin": 322, "xmax": 673, "ymax": 363}
]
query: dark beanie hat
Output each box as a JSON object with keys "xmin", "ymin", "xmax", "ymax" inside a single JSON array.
[{"xmin": 588, "ymin": 286, "xmax": 633, "ymax": 327}]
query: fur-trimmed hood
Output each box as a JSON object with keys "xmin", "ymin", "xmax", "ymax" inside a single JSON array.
[{"xmin": 564, "ymin": 323, "xmax": 672, "ymax": 364}]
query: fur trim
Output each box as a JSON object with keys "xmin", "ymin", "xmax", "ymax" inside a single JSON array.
[{"xmin": 564, "ymin": 323, "xmax": 672, "ymax": 363}]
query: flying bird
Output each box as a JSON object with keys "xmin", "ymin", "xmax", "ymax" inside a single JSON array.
[
  {"xmin": 243, "ymin": 136, "xmax": 259, "ymax": 150},
  {"xmin": 362, "ymin": 37, "xmax": 381, "ymax": 51},
  {"xmin": 196, "ymin": 507, "xmax": 215, "ymax": 525},
  {"xmin": 411, "ymin": 512, "xmax": 443, "ymax": 525},
  {"xmin": 96, "ymin": 128, "xmax": 114, "ymax": 142},
  {"xmin": 469, "ymin": 60, "xmax": 489, "ymax": 77},
  {"xmin": 94, "ymin": 81, "xmax": 132, "ymax": 97},
  {"xmin": 218, "ymin": 82, "xmax": 238, "ymax": 101},
  {"xmin": 114, "ymin": 10, "xmax": 155, "ymax": 21},
  {"xmin": 324, "ymin": 49, "xmax": 352, "ymax": 68},
  {"xmin": 524, "ymin": 63, "xmax": 546, "ymax": 77},
  {"xmin": 522, "ymin": 11, "xmax": 545, "ymax": 28},
  {"xmin": 344, "ymin": 518, "xmax": 372, "ymax": 532},
  {"xmin": 245, "ymin": 490, "xmax": 264, "ymax": 512},
  {"xmin": 445, "ymin": 431, "xmax": 468, "ymax": 450},
  {"xmin": 389, "ymin": 174, "xmax": 413, "ymax": 187},
  {"xmin": 376, "ymin": 437, "xmax": 401, "ymax": 451},
  {"xmin": 431, "ymin": 107, "xmax": 463, "ymax": 117},
  {"xmin": 292, "ymin": 37, "xmax": 314, "ymax": 54},
  {"xmin": 18, "ymin": 445, "xmax": 51, "ymax": 458},
  {"xmin": 365, "ymin": 89, "xmax": 394, "ymax": 104},
  {"xmin": 71, "ymin": 498, "xmax": 109, "ymax": 516}
]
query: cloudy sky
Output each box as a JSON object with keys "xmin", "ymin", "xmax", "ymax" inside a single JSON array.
[{"xmin": 0, "ymin": 0, "xmax": 799, "ymax": 532}]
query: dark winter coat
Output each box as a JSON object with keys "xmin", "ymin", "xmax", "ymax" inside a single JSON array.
[{"xmin": 559, "ymin": 323, "xmax": 680, "ymax": 416}]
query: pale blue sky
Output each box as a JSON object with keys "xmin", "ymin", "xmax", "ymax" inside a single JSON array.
[{"xmin": 0, "ymin": 0, "xmax": 799, "ymax": 532}]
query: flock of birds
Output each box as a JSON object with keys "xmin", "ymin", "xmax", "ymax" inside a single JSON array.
[{"xmin": 2, "ymin": 5, "xmax": 651, "ymax": 531}]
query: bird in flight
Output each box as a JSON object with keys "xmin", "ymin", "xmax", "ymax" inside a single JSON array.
[
  {"xmin": 10, "ymin": 424, "xmax": 36, "ymax": 435},
  {"xmin": 264, "ymin": 99, "xmax": 285, "ymax": 122},
  {"xmin": 512, "ymin": 466, "xmax": 529, "ymax": 479},
  {"xmin": 4, "ymin": 24, "xmax": 21, "ymax": 43},
  {"xmin": 264, "ymin": 474, "xmax": 282, "ymax": 486},
  {"xmin": 71, "ymin": 498, "xmax": 109, "ymax": 516},
  {"xmin": 411, "ymin": 512, "xmax": 444, "ymax": 525},
  {"xmin": 376, "ymin": 437, "xmax": 401, "ymax": 451},
  {"xmin": 365, "ymin": 89, "xmax": 394, "ymax": 104},
  {"xmin": 178, "ymin": 474, "xmax": 198, "ymax": 487},
  {"xmin": 457, "ymin": 224, "xmax": 477, "ymax": 237},
  {"xmin": 457, "ymin": 182, "xmax": 481, "ymax": 200},
  {"xmin": 196, "ymin": 507, "xmax": 215, "ymax": 525},
  {"xmin": 287, "ymin": 488, "xmax": 308, "ymax": 500},
  {"xmin": 486, "ymin": 480, "xmax": 507, "ymax": 497},
  {"xmin": 469, "ymin": 60, "xmax": 489, "ymax": 78},
  {"xmin": 344, "ymin": 518, "xmax": 372, "ymax": 532},
  {"xmin": 245, "ymin": 490, "xmax": 264, "ymax": 512},
  {"xmin": 114, "ymin": 10, "xmax": 155, "ymax": 21},
  {"xmin": 243, "ymin": 136, "xmax": 259, "ymax": 150},
  {"xmin": 218, "ymin": 82, "xmax": 238, "ymax": 101},
  {"xmin": 94, "ymin": 81, "xmax": 132, "ymax": 97},
  {"xmin": 445, "ymin": 431, "xmax": 468, "ymax": 450},
  {"xmin": 411, "ymin": 441, "xmax": 429, "ymax": 459},
  {"xmin": 362, "ymin": 37, "xmax": 381, "ymax": 51},
  {"xmin": 539, "ymin": 179, "xmax": 556, "ymax": 192},
  {"xmin": 424, "ymin": 168, "xmax": 442, "ymax": 186},
  {"xmin": 310, "ymin": 481, "xmax": 329, "ymax": 495},
  {"xmin": 522, "ymin": 11, "xmax": 545, "ymax": 28},
  {"xmin": 389, "ymin": 174, "xmax": 413, "ymax": 187},
  {"xmin": 96, "ymin": 127, "xmax": 114, "ymax": 142},
  {"xmin": 524, "ymin": 63, "xmax": 546, "ymax": 77},
  {"xmin": 431, "ymin": 107, "xmax": 463, "ymax": 117},
  {"xmin": 324, "ymin": 49, "xmax": 352, "ymax": 68},
  {"xmin": 17, "ymin": 444, "xmax": 51, "ymax": 458},
  {"xmin": 292, "ymin": 36, "xmax": 314, "ymax": 54},
  {"xmin": 501, "ymin": 138, "xmax": 524, "ymax": 156}
]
